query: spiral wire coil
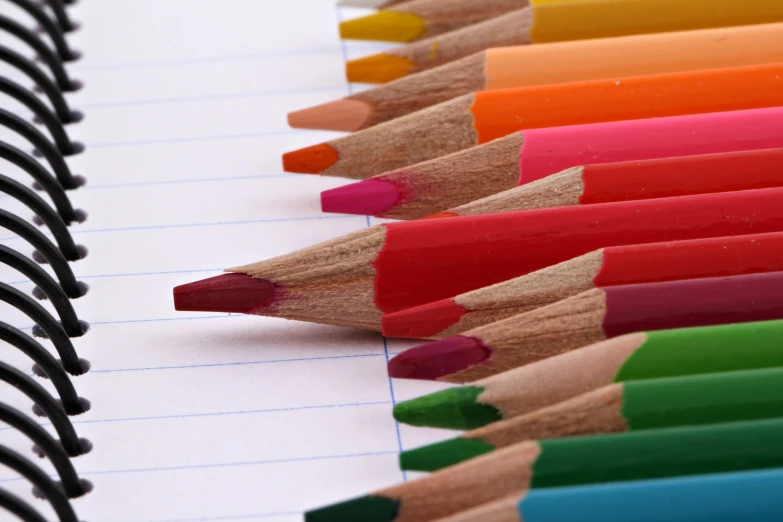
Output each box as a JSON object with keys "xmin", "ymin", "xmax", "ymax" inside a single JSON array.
[{"xmin": 0, "ymin": 2, "xmax": 91, "ymax": 520}]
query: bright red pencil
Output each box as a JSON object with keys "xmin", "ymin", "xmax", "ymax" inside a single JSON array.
[
  {"xmin": 174, "ymin": 188, "xmax": 783, "ymax": 331},
  {"xmin": 360, "ymin": 148, "xmax": 783, "ymax": 220},
  {"xmin": 382, "ymin": 232, "xmax": 783, "ymax": 339}
]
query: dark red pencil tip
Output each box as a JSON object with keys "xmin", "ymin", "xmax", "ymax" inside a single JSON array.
[
  {"xmin": 387, "ymin": 336, "xmax": 492, "ymax": 380},
  {"xmin": 173, "ymin": 273, "xmax": 277, "ymax": 314}
]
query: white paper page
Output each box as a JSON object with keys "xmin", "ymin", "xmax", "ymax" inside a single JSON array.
[{"xmin": 0, "ymin": 1, "xmax": 456, "ymax": 521}]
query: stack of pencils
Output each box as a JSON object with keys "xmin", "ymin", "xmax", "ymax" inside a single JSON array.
[{"xmin": 174, "ymin": 0, "xmax": 783, "ymax": 520}]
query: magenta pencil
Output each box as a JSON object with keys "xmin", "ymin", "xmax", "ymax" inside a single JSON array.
[{"xmin": 321, "ymin": 107, "xmax": 783, "ymax": 219}]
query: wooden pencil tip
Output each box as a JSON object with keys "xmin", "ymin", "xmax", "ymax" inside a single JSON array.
[
  {"xmin": 388, "ymin": 336, "xmax": 492, "ymax": 380},
  {"xmin": 346, "ymin": 53, "xmax": 413, "ymax": 84},
  {"xmin": 382, "ymin": 298, "xmax": 467, "ymax": 338},
  {"xmin": 282, "ymin": 143, "xmax": 339, "ymax": 174},
  {"xmin": 288, "ymin": 99, "xmax": 372, "ymax": 132},
  {"xmin": 340, "ymin": 11, "xmax": 425, "ymax": 43},
  {"xmin": 321, "ymin": 179, "xmax": 401, "ymax": 216},
  {"xmin": 173, "ymin": 273, "xmax": 276, "ymax": 314}
]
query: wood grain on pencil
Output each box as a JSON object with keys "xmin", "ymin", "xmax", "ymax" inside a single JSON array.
[
  {"xmin": 388, "ymin": 271, "xmax": 783, "ymax": 383},
  {"xmin": 305, "ymin": 418, "xmax": 783, "ymax": 522},
  {"xmin": 438, "ymin": 470, "xmax": 783, "ymax": 522},
  {"xmin": 345, "ymin": 0, "xmax": 783, "ymax": 82},
  {"xmin": 423, "ymin": 149, "xmax": 783, "ymax": 220},
  {"xmin": 290, "ymin": 23, "xmax": 783, "ymax": 131},
  {"xmin": 318, "ymin": 107, "xmax": 783, "ymax": 218},
  {"xmin": 383, "ymin": 232, "xmax": 783, "ymax": 339},
  {"xmin": 400, "ymin": 368, "xmax": 783, "ymax": 471},
  {"xmin": 284, "ymin": 63, "xmax": 783, "ymax": 180},
  {"xmin": 339, "ymin": 0, "xmax": 528, "ymax": 43},
  {"xmin": 328, "ymin": 148, "xmax": 783, "ymax": 219},
  {"xmin": 174, "ymin": 189, "xmax": 783, "ymax": 331},
  {"xmin": 393, "ymin": 320, "xmax": 783, "ymax": 430}
]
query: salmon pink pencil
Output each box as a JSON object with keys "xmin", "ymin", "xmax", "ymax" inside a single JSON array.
[
  {"xmin": 387, "ymin": 271, "xmax": 783, "ymax": 383},
  {"xmin": 291, "ymin": 23, "xmax": 783, "ymax": 131},
  {"xmin": 320, "ymin": 107, "xmax": 783, "ymax": 219},
  {"xmin": 285, "ymin": 63, "xmax": 783, "ymax": 180},
  {"xmin": 174, "ymin": 188, "xmax": 783, "ymax": 331}
]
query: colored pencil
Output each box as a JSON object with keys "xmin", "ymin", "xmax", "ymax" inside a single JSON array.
[
  {"xmin": 437, "ymin": 469, "xmax": 783, "ymax": 522},
  {"xmin": 173, "ymin": 188, "xmax": 783, "ymax": 330},
  {"xmin": 393, "ymin": 320, "xmax": 783, "ymax": 430},
  {"xmin": 382, "ymin": 232, "xmax": 783, "ymax": 339},
  {"xmin": 338, "ymin": 0, "xmax": 408, "ymax": 9},
  {"xmin": 304, "ymin": 417, "xmax": 783, "ymax": 522},
  {"xmin": 409, "ymin": 149, "xmax": 783, "ymax": 221},
  {"xmin": 339, "ymin": 0, "xmax": 528, "ymax": 43},
  {"xmin": 387, "ymin": 271, "xmax": 783, "ymax": 383},
  {"xmin": 400, "ymin": 367, "xmax": 783, "ymax": 471},
  {"xmin": 284, "ymin": 63, "xmax": 783, "ymax": 180},
  {"xmin": 290, "ymin": 23, "xmax": 783, "ymax": 131},
  {"xmin": 346, "ymin": 0, "xmax": 783, "ymax": 83},
  {"xmin": 325, "ymin": 147, "xmax": 783, "ymax": 219},
  {"xmin": 315, "ymin": 107, "xmax": 783, "ymax": 215}
]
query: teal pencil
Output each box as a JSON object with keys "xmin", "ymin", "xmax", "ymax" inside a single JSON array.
[{"xmin": 436, "ymin": 468, "xmax": 783, "ymax": 522}]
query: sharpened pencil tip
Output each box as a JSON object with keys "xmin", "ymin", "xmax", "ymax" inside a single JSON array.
[
  {"xmin": 394, "ymin": 386, "xmax": 502, "ymax": 429},
  {"xmin": 173, "ymin": 273, "xmax": 276, "ymax": 314},
  {"xmin": 340, "ymin": 11, "xmax": 425, "ymax": 43},
  {"xmin": 306, "ymin": 495, "xmax": 400, "ymax": 522},
  {"xmin": 400, "ymin": 437, "xmax": 496, "ymax": 472},
  {"xmin": 321, "ymin": 179, "xmax": 401, "ymax": 216},
  {"xmin": 283, "ymin": 143, "xmax": 339, "ymax": 174},
  {"xmin": 382, "ymin": 298, "xmax": 467, "ymax": 338},
  {"xmin": 346, "ymin": 54, "xmax": 413, "ymax": 84},
  {"xmin": 288, "ymin": 99, "xmax": 372, "ymax": 132},
  {"xmin": 388, "ymin": 336, "xmax": 492, "ymax": 380}
]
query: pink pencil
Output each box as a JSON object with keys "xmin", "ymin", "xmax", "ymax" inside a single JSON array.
[{"xmin": 321, "ymin": 107, "xmax": 783, "ymax": 219}]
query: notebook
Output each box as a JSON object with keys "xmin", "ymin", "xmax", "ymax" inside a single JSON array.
[
  {"xmin": 0, "ymin": 0, "xmax": 466, "ymax": 522},
  {"xmin": 0, "ymin": 1, "xmax": 456, "ymax": 520}
]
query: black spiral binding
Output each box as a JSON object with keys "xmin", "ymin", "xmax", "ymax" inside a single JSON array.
[{"xmin": 0, "ymin": 2, "xmax": 92, "ymax": 521}]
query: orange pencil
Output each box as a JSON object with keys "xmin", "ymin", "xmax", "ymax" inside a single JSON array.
[
  {"xmin": 290, "ymin": 23, "xmax": 783, "ymax": 132},
  {"xmin": 345, "ymin": 0, "xmax": 783, "ymax": 83},
  {"xmin": 283, "ymin": 62, "xmax": 783, "ymax": 180}
]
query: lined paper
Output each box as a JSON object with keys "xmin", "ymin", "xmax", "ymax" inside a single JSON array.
[{"xmin": 0, "ymin": 1, "xmax": 456, "ymax": 520}]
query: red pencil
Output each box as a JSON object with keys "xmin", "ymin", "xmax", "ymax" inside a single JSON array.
[
  {"xmin": 387, "ymin": 271, "xmax": 783, "ymax": 382},
  {"xmin": 173, "ymin": 188, "xmax": 783, "ymax": 330},
  {"xmin": 318, "ymin": 107, "xmax": 783, "ymax": 220},
  {"xmin": 382, "ymin": 232, "xmax": 783, "ymax": 339},
  {"xmin": 327, "ymin": 148, "xmax": 783, "ymax": 220}
]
